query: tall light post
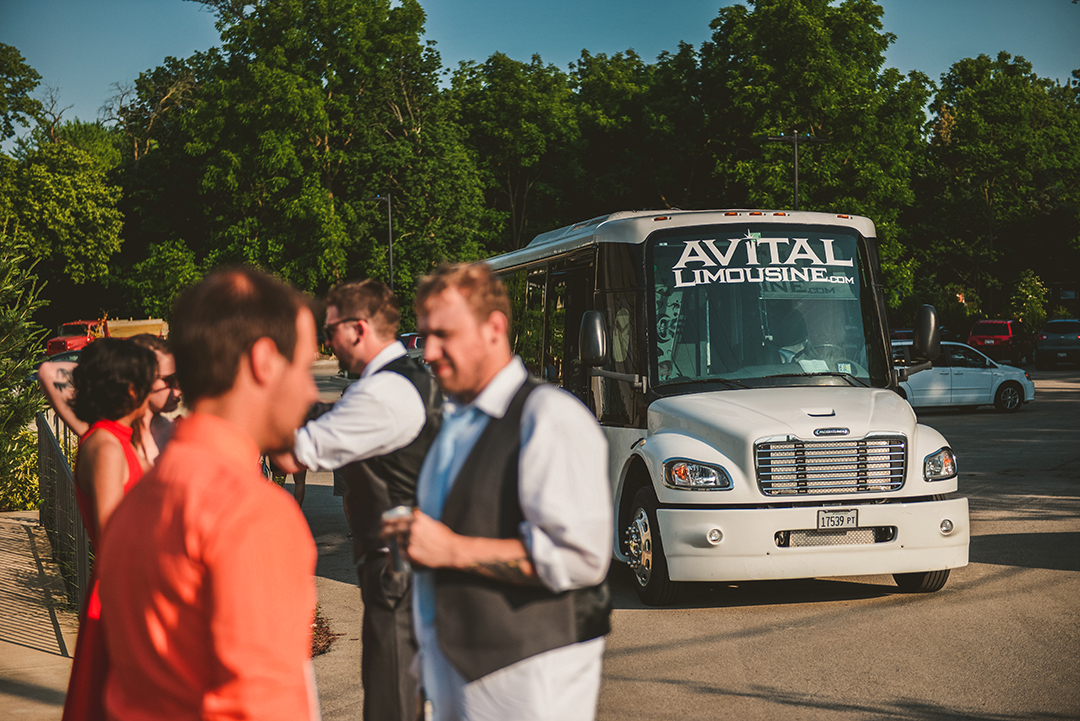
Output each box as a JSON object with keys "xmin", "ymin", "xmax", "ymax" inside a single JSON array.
[
  {"xmin": 765, "ymin": 131, "xmax": 829, "ymax": 211},
  {"xmin": 365, "ymin": 193, "xmax": 393, "ymax": 292}
]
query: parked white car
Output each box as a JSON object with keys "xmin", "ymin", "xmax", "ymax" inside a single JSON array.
[{"xmin": 894, "ymin": 341, "xmax": 1035, "ymax": 412}]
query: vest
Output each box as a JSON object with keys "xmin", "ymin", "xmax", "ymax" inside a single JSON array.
[
  {"xmin": 339, "ymin": 354, "xmax": 443, "ymax": 562},
  {"xmin": 434, "ymin": 377, "xmax": 612, "ymax": 682}
]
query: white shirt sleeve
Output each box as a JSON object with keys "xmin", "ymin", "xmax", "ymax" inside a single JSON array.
[
  {"xmin": 293, "ymin": 372, "xmax": 426, "ymax": 472},
  {"xmin": 516, "ymin": 385, "xmax": 613, "ymax": 593}
]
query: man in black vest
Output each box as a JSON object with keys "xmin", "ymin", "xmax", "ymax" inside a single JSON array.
[
  {"xmin": 385, "ymin": 263, "xmax": 612, "ymax": 721},
  {"xmin": 273, "ymin": 279, "xmax": 442, "ymax": 721}
]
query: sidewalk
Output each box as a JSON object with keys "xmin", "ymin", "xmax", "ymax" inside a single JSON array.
[
  {"xmin": 295, "ymin": 470, "xmax": 365, "ymax": 719},
  {"xmin": 0, "ymin": 368, "xmax": 362, "ymax": 719},
  {"xmin": 0, "ymin": 481, "xmax": 364, "ymax": 721},
  {"xmin": 0, "ymin": 510, "xmax": 79, "ymax": 719}
]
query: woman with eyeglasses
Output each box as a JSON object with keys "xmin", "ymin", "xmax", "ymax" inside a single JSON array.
[{"xmin": 39, "ymin": 334, "xmax": 182, "ymax": 465}]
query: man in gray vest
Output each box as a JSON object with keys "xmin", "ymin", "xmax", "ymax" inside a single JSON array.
[
  {"xmin": 384, "ymin": 263, "xmax": 612, "ymax": 721},
  {"xmin": 273, "ymin": 279, "xmax": 442, "ymax": 721}
]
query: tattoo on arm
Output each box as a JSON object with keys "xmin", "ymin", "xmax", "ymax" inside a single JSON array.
[
  {"xmin": 53, "ymin": 368, "xmax": 73, "ymax": 391},
  {"xmin": 464, "ymin": 558, "xmax": 542, "ymax": 586}
]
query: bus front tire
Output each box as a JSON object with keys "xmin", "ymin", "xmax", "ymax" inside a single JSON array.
[{"xmin": 625, "ymin": 487, "xmax": 681, "ymax": 606}]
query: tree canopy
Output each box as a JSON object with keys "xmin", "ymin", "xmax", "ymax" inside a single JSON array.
[{"xmin": 0, "ymin": 0, "xmax": 1076, "ymax": 333}]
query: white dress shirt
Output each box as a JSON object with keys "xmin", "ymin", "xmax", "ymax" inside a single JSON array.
[
  {"xmin": 293, "ymin": 342, "xmax": 426, "ymax": 471},
  {"xmin": 414, "ymin": 357, "xmax": 612, "ymax": 721}
]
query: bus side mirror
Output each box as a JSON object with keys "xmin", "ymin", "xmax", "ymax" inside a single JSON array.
[
  {"xmin": 580, "ymin": 311, "xmax": 608, "ymax": 368},
  {"xmin": 912, "ymin": 305, "xmax": 941, "ymax": 362}
]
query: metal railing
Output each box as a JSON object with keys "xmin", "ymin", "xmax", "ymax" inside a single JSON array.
[{"xmin": 36, "ymin": 411, "xmax": 90, "ymax": 609}]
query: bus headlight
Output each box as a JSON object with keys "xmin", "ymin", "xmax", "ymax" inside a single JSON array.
[
  {"xmin": 923, "ymin": 447, "xmax": 957, "ymax": 481},
  {"xmin": 664, "ymin": 460, "xmax": 733, "ymax": 490}
]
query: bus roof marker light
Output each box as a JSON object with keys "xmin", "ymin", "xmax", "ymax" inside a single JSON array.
[
  {"xmin": 837, "ymin": 214, "xmax": 851, "ymax": 219},
  {"xmin": 725, "ymin": 212, "xmax": 739, "ymax": 216},
  {"xmin": 773, "ymin": 212, "xmax": 788, "ymax": 216},
  {"xmin": 750, "ymin": 211, "xmax": 763, "ymax": 216},
  {"xmin": 654, "ymin": 216, "xmax": 670, "ymax": 221}
]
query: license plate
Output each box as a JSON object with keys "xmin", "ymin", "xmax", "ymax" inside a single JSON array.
[
  {"xmin": 984, "ymin": 339, "xmax": 995, "ymax": 345},
  {"xmin": 1059, "ymin": 352, "xmax": 1067, "ymax": 358},
  {"xmin": 818, "ymin": 509, "xmax": 858, "ymax": 530}
]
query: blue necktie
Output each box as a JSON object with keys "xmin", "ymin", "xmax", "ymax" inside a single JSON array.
[{"xmin": 423, "ymin": 405, "xmax": 478, "ymax": 521}]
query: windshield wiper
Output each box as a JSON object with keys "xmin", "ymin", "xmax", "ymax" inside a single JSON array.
[
  {"xmin": 660, "ymin": 376, "xmax": 750, "ymax": 390},
  {"xmin": 762, "ymin": 372, "xmax": 868, "ymax": 387}
]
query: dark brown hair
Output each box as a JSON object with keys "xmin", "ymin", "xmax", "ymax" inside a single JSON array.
[
  {"xmin": 169, "ymin": 266, "xmax": 309, "ymax": 403},
  {"xmin": 414, "ymin": 263, "xmax": 511, "ymax": 331},
  {"xmin": 325, "ymin": 279, "xmax": 400, "ymax": 339},
  {"xmin": 128, "ymin": 333, "xmax": 170, "ymax": 355},
  {"xmin": 71, "ymin": 338, "xmax": 157, "ymax": 424}
]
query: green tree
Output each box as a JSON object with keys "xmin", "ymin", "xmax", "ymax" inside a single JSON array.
[
  {"xmin": 914, "ymin": 53, "xmax": 1080, "ymax": 316},
  {"xmin": 126, "ymin": 239, "xmax": 203, "ymax": 319},
  {"xmin": 0, "ymin": 43, "xmax": 43, "ymax": 141},
  {"xmin": 100, "ymin": 55, "xmax": 214, "ymax": 318},
  {"xmin": 182, "ymin": 0, "xmax": 487, "ymax": 304},
  {"xmin": 451, "ymin": 52, "xmax": 580, "ymax": 250},
  {"xmin": 0, "ymin": 225, "xmax": 48, "ymax": 511},
  {"xmin": 1008, "ymin": 270, "xmax": 1049, "ymax": 331},
  {"xmin": 55, "ymin": 119, "xmax": 125, "ymax": 171},
  {"xmin": 696, "ymin": 0, "xmax": 931, "ymax": 303},
  {"xmin": 7, "ymin": 139, "xmax": 124, "ymax": 284},
  {"xmin": 569, "ymin": 50, "xmax": 662, "ymax": 215}
]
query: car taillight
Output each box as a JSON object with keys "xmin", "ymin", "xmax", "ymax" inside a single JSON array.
[{"xmin": 1039, "ymin": 334, "xmax": 1047, "ymax": 340}]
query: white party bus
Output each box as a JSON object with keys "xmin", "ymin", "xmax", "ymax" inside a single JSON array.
[{"xmin": 484, "ymin": 209, "xmax": 968, "ymax": 605}]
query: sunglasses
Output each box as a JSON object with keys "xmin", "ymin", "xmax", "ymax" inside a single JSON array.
[
  {"xmin": 324, "ymin": 317, "xmax": 361, "ymax": 339},
  {"xmin": 155, "ymin": 373, "xmax": 180, "ymax": 390}
]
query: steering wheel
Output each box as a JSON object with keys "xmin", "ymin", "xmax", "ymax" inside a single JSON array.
[{"xmin": 794, "ymin": 343, "xmax": 846, "ymax": 362}]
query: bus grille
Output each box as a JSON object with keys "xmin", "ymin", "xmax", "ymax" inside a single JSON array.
[{"xmin": 755, "ymin": 435, "xmax": 906, "ymax": 496}]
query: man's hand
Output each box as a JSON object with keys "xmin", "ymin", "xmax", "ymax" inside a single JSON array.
[
  {"xmin": 399, "ymin": 511, "xmax": 463, "ymax": 569},
  {"xmin": 269, "ymin": 451, "xmax": 302, "ymax": 475},
  {"xmin": 382, "ymin": 510, "xmax": 540, "ymax": 585}
]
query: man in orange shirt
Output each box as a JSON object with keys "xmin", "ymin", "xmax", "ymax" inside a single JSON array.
[{"xmin": 97, "ymin": 267, "xmax": 321, "ymax": 721}]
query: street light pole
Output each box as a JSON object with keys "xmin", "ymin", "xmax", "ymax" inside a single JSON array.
[
  {"xmin": 765, "ymin": 131, "xmax": 829, "ymax": 211},
  {"xmin": 364, "ymin": 193, "xmax": 393, "ymax": 292}
]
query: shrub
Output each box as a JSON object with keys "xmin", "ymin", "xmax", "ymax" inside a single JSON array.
[{"xmin": 0, "ymin": 224, "xmax": 49, "ymax": 511}]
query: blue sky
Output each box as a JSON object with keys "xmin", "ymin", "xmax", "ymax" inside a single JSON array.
[{"xmin": 1, "ymin": 0, "xmax": 1077, "ymax": 135}]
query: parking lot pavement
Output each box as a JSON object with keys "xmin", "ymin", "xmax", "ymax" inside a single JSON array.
[
  {"xmin": 0, "ymin": 512, "xmax": 79, "ymax": 721},
  {"xmin": 597, "ymin": 368, "xmax": 1080, "ymax": 720},
  {"xmin": 288, "ymin": 471, "xmax": 366, "ymax": 720}
]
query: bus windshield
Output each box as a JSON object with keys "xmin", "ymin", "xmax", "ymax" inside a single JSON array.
[{"xmin": 648, "ymin": 225, "xmax": 890, "ymax": 389}]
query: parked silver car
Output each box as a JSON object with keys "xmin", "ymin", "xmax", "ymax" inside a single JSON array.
[{"xmin": 893, "ymin": 341, "xmax": 1034, "ymax": 412}]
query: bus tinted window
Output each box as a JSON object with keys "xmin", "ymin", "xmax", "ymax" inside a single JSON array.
[{"xmin": 649, "ymin": 226, "xmax": 888, "ymax": 387}]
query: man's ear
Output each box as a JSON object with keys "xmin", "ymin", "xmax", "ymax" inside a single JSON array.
[
  {"xmin": 487, "ymin": 310, "xmax": 509, "ymax": 339},
  {"xmin": 249, "ymin": 336, "xmax": 284, "ymax": 385}
]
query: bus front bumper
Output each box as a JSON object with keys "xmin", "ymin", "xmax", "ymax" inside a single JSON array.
[{"xmin": 656, "ymin": 497, "xmax": 969, "ymax": 582}]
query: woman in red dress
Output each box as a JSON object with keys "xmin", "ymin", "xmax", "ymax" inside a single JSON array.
[{"xmin": 61, "ymin": 338, "xmax": 157, "ymax": 721}]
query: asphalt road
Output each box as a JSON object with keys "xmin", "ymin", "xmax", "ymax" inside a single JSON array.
[
  {"xmin": 307, "ymin": 363, "xmax": 1079, "ymax": 720},
  {"xmin": 597, "ymin": 368, "xmax": 1080, "ymax": 721}
]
